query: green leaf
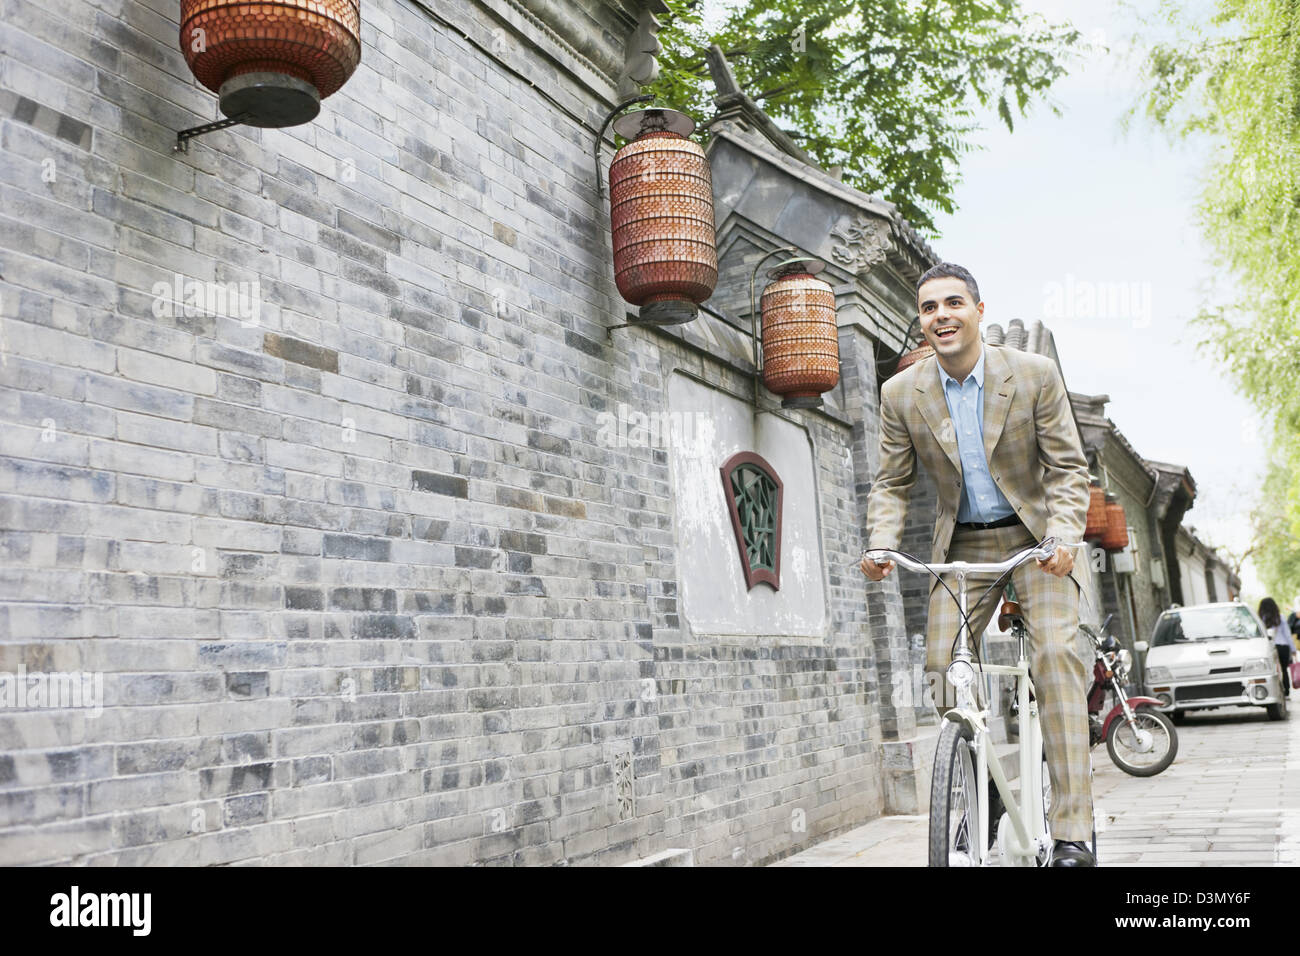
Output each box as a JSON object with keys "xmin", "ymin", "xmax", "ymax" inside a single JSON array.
[{"xmin": 648, "ymin": 0, "xmax": 1083, "ymax": 235}]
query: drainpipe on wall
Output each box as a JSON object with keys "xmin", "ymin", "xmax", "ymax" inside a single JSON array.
[{"xmin": 1140, "ymin": 462, "xmax": 1164, "ymax": 611}]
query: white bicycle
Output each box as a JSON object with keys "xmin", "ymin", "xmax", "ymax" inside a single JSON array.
[{"xmin": 864, "ymin": 537, "xmax": 1092, "ymax": 867}]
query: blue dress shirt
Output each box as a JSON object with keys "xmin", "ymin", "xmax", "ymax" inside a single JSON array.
[{"xmin": 937, "ymin": 346, "xmax": 1017, "ymax": 523}]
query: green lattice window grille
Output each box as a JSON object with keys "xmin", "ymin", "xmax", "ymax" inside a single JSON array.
[{"xmin": 720, "ymin": 451, "xmax": 784, "ymax": 591}]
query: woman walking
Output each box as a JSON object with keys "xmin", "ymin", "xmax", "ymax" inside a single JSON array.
[{"xmin": 1260, "ymin": 598, "xmax": 1294, "ymax": 698}]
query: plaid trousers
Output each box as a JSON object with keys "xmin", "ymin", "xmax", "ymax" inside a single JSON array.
[{"xmin": 925, "ymin": 520, "xmax": 1093, "ymax": 842}]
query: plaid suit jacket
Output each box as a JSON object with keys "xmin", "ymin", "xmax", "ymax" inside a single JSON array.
[{"xmin": 865, "ymin": 343, "xmax": 1091, "ymax": 591}]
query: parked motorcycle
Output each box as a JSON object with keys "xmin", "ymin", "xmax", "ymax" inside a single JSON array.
[{"xmin": 1083, "ymin": 615, "xmax": 1178, "ymax": 777}]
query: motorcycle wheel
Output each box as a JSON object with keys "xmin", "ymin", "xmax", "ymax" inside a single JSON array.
[
  {"xmin": 929, "ymin": 720, "xmax": 979, "ymax": 867},
  {"xmin": 1106, "ymin": 706, "xmax": 1178, "ymax": 777}
]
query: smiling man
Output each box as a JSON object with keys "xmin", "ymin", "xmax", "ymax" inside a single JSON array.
[{"xmin": 859, "ymin": 262, "xmax": 1096, "ymax": 867}]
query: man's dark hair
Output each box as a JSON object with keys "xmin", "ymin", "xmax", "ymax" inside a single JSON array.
[{"xmin": 917, "ymin": 262, "xmax": 980, "ymax": 305}]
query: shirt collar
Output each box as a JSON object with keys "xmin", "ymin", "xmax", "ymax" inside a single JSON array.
[{"xmin": 938, "ymin": 342, "xmax": 985, "ymax": 391}]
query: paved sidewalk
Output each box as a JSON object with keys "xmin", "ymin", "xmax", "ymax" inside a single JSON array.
[
  {"xmin": 775, "ymin": 705, "xmax": 1300, "ymax": 866},
  {"xmin": 771, "ymin": 814, "xmax": 929, "ymax": 867}
]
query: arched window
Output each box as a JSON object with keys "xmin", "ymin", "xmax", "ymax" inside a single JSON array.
[{"xmin": 720, "ymin": 451, "xmax": 783, "ymax": 591}]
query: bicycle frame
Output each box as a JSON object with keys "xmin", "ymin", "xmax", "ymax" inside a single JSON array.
[
  {"xmin": 952, "ymin": 629, "xmax": 1050, "ymax": 865},
  {"xmin": 863, "ymin": 537, "xmax": 1084, "ymax": 866}
]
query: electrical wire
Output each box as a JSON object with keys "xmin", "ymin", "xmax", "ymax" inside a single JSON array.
[
  {"xmin": 876, "ymin": 314, "xmax": 921, "ymax": 371},
  {"xmin": 947, "ymin": 561, "xmax": 1020, "ymax": 670},
  {"xmin": 404, "ymin": 0, "xmax": 604, "ymax": 138}
]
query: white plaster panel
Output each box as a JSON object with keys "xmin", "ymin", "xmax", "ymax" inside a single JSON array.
[{"xmin": 666, "ymin": 372, "xmax": 827, "ymax": 636}]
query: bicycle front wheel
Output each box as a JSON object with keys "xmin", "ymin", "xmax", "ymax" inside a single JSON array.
[{"xmin": 929, "ymin": 719, "xmax": 979, "ymax": 867}]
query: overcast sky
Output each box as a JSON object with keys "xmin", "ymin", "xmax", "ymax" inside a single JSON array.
[{"xmin": 924, "ymin": 0, "xmax": 1268, "ymax": 597}]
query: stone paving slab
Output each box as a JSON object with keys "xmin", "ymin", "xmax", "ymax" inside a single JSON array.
[
  {"xmin": 775, "ymin": 705, "xmax": 1300, "ymax": 866},
  {"xmin": 770, "ymin": 815, "xmax": 929, "ymax": 867}
]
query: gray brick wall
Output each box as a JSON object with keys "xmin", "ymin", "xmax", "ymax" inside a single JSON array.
[{"xmin": 0, "ymin": 0, "xmax": 907, "ymax": 865}]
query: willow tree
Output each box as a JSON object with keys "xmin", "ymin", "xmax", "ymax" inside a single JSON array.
[
  {"xmin": 1253, "ymin": 447, "xmax": 1300, "ymax": 602},
  {"xmin": 1130, "ymin": 0, "xmax": 1300, "ymax": 602},
  {"xmin": 649, "ymin": 0, "xmax": 1082, "ymax": 235}
]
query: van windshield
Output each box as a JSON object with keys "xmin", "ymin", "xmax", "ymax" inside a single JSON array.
[{"xmin": 1152, "ymin": 606, "xmax": 1262, "ymax": 646}]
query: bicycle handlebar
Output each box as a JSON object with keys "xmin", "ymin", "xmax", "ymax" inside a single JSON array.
[
  {"xmin": 861, "ymin": 538, "xmax": 1087, "ymax": 576},
  {"xmin": 857, "ymin": 537, "xmax": 1087, "ymax": 679}
]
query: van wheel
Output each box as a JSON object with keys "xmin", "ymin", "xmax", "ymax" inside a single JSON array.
[
  {"xmin": 1168, "ymin": 710, "xmax": 1186, "ymax": 725},
  {"xmin": 1267, "ymin": 696, "xmax": 1288, "ymax": 721}
]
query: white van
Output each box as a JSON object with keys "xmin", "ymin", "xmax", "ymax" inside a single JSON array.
[{"xmin": 1141, "ymin": 601, "xmax": 1288, "ymax": 723}]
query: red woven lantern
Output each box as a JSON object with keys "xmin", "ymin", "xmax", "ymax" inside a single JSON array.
[
  {"xmin": 1101, "ymin": 497, "xmax": 1129, "ymax": 551},
  {"xmin": 180, "ymin": 0, "xmax": 362, "ymax": 128},
  {"xmin": 760, "ymin": 261, "xmax": 839, "ymax": 408},
  {"xmin": 608, "ymin": 109, "xmax": 717, "ymax": 325},
  {"xmin": 892, "ymin": 341, "xmax": 934, "ymax": 377},
  {"xmin": 1083, "ymin": 485, "xmax": 1107, "ymax": 540}
]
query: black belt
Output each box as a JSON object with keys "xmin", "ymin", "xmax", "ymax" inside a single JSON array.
[{"xmin": 955, "ymin": 514, "xmax": 1022, "ymax": 531}]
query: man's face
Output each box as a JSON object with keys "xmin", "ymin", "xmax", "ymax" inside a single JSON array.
[{"xmin": 917, "ymin": 276, "xmax": 984, "ymax": 359}]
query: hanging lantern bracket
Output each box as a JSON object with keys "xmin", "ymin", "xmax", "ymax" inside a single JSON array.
[
  {"xmin": 594, "ymin": 94, "xmax": 655, "ymax": 199},
  {"xmin": 876, "ymin": 312, "xmax": 922, "ymax": 373},
  {"xmin": 175, "ymin": 114, "xmax": 249, "ymax": 153}
]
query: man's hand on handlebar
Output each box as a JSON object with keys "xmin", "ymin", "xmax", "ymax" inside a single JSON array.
[
  {"xmin": 859, "ymin": 553, "xmax": 894, "ymax": 581},
  {"xmin": 1036, "ymin": 544, "xmax": 1074, "ymax": 577},
  {"xmin": 857, "ymin": 539, "xmax": 1078, "ymax": 581}
]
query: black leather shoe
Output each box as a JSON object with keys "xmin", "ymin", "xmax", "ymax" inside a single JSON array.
[{"xmin": 1050, "ymin": 840, "xmax": 1096, "ymax": 867}]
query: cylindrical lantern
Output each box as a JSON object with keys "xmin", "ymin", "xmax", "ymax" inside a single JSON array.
[
  {"xmin": 180, "ymin": 0, "xmax": 362, "ymax": 128},
  {"xmin": 760, "ymin": 261, "xmax": 839, "ymax": 408},
  {"xmin": 1101, "ymin": 496, "xmax": 1129, "ymax": 551},
  {"xmin": 892, "ymin": 341, "xmax": 934, "ymax": 377},
  {"xmin": 609, "ymin": 109, "xmax": 717, "ymax": 325},
  {"xmin": 1083, "ymin": 485, "xmax": 1107, "ymax": 540}
]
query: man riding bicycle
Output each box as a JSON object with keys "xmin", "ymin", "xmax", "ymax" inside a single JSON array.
[{"xmin": 859, "ymin": 262, "xmax": 1096, "ymax": 867}]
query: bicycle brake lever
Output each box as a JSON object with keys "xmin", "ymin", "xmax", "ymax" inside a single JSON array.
[{"xmin": 1035, "ymin": 537, "xmax": 1089, "ymax": 561}]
